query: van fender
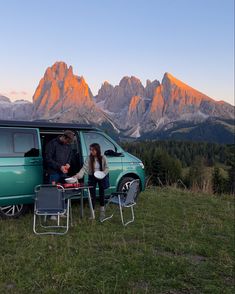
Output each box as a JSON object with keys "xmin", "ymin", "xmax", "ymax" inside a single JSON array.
[{"xmin": 114, "ymin": 171, "xmax": 141, "ymax": 191}]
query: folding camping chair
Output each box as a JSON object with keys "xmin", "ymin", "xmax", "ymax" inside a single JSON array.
[
  {"xmin": 102, "ymin": 179, "xmax": 140, "ymax": 226},
  {"xmin": 33, "ymin": 184, "xmax": 71, "ymax": 235}
]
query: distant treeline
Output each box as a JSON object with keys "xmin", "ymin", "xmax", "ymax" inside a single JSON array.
[{"xmin": 121, "ymin": 140, "xmax": 235, "ymax": 195}]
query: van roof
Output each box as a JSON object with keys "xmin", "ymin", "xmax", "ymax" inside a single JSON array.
[{"xmin": 0, "ymin": 120, "xmax": 101, "ymax": 131}]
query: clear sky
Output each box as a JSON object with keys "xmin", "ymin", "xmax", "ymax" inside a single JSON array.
[{"xmin": 0, "ymin": 0, "xmax": 234, "ymax": 104}]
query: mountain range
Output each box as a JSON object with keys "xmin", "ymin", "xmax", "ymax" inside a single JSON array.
[{"xmin": 0, "ymin": 61, "xmax": 234, "ymax": 143}]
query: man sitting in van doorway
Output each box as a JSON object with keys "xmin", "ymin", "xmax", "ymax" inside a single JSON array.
[{"xmin": 45, "ymin": 130, "xmax": 75, "ymax": 184}]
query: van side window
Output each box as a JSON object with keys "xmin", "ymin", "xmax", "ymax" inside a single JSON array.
[
  {"xmin": 0, "ymin": 128, "xmax": 39, "ymax": 157},
  {"xmin": 14, "ymin": 133, "xmax": 35, "ymax": 153},
  {"xmin": 0, "ymin": 131, "xmax": 12, "ymax": 154},
  {"xmin": 83, "ymin": 132, "xmax": 116, "ymax": 154}
]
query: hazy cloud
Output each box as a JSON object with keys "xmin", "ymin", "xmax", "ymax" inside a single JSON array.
[{"xmin": 9, "ymin": 90, "xmax": 28, "ymax": 96}]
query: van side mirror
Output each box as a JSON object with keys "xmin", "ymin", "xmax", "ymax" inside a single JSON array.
[{"xmin": 104, "ymin": 149, "xmax": 123, "ymax": 157}]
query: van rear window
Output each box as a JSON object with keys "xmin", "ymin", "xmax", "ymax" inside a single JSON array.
[{"xmin": 0, "ymin": 128, "xmax": 39, "ymax": 157}]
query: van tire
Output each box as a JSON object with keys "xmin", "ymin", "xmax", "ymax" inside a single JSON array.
[
  {"xmin": 0, "ymin": 204, "xmax": 27, "ymax": 219},
  {"xmin": 118, "ymin": 177, "xmax": 135, "ymax": 193}
]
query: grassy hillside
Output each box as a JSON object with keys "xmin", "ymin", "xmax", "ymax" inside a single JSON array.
[{"xmin": 0, "ymin": 188, "xmax": 234, "ymax": 293}]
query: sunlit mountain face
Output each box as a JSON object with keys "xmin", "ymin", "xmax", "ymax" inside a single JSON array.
[{"xmin": 0, "ymin": 62, "xmax": 234, "ymax": 143}]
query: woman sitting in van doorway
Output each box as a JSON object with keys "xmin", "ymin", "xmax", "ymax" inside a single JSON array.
[{"xmin": 73, "ymin": 143, "xmax": 109, "ymax": 221}]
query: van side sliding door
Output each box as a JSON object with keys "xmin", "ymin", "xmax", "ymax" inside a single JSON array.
[{"xmin": 0, "ymin": 127, "xmax": 43, "ymax": 206}]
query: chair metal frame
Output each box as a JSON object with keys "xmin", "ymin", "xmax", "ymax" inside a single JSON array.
[
  {"xmin": 102, "ymin": 179, "xmax": 140, "ymax": 226},
  {"xmin": 33, "ymin": 184, "xmax": 71, "ymax": 235}
]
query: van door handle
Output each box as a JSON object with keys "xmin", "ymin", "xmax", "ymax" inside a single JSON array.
[{"xmin": 29, "ymin": 159, "xmax": 40, "ymax": 164}]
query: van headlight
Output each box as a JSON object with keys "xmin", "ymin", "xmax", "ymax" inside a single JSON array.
[
  {"xmin": 130, "ymin": 162, "xmax": 144, "ymax": 169},
  {"xmin": 139, "ymin": 162, "xmax": 144, "ymax": 169}
]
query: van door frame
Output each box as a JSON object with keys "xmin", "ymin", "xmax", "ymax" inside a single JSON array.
[{"xmin": 39, "ymin": 129, "xmax": 83, "ymax": 179}]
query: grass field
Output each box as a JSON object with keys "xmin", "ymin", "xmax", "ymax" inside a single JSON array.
[{"xmin": 0, "ymin": 187, "xmax": 234, "ymax": 294}]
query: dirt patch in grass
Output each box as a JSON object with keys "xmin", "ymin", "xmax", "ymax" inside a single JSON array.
[
  {"xmin": 154, "ymin": 248, "xmax": 207, "ymax": 264},
  {"xmin": 130, "ymin": 281, "xmax": 150, "ymax": 292}
]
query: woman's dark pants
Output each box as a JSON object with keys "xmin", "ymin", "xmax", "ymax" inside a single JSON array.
[{"xmin": 88, "ymin": 175, "xmax": 105, "ymax": 208}]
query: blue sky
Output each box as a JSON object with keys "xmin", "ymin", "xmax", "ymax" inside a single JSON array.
[{"xmin": 0, "ymin": 0, "xmax": 234, "ymax": 104}]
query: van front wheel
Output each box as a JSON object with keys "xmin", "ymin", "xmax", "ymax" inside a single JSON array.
[
  {"xmin": 118, "ymin": 177, "xmax": 135, "ymax": 193},
  {"xmin": 0, "ymin": 204, "xmax": 27, "ymax": 219}
]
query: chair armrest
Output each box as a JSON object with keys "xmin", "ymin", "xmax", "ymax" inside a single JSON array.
[{"xmin": 111, "ymin": 192, "xmax": 127, "ymax": 196}]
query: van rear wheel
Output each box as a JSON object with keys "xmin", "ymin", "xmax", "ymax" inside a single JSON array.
[
  {"xmin": 0, "ymin": 204, "xmax": 27, "ymax": 219},
  {"xmin": 118, "ymin": 177, "xmax": 135, "ymax": 193}
]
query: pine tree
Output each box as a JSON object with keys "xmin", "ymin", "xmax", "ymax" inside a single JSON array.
[
  {"xmin": 227, "ymin": 157, "xmax": 235, "ymax": 195},
  {"xmin": 187, "ymin": 156, "xmax": 207, "ymax": 190},
  {"xmin": 212, "ymin": 167, "xmax": 224, "ymax": 195}
]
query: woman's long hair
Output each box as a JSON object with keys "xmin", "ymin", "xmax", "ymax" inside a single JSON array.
[{"xmin": 89, "ymin": 143, "xmax": 103, "ymax": 173}]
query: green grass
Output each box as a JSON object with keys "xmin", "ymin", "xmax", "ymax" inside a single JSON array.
[{"xmin": 0, "ymin": 188, "xmax": 234, "ymax": 294}]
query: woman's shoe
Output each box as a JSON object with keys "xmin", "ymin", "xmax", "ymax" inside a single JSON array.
[{"xmin": 99, "ymin": 210, "xmax": 105, "ymax": 222}]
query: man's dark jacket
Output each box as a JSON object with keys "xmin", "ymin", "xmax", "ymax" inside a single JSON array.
[{"xmin": 45, "ymin": 137, "xmax": 72, "ymax": 174}]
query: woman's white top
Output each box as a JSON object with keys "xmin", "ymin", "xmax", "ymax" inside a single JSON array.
[
  {"xmin": 94, "ymin": 158, "xmax": 101, "ymax": 172},
  {"xmin": 75, "ymin": 155, "xmax": 109, "ymax": 179}
]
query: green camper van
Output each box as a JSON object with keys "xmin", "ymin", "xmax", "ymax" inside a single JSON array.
[{"xmin": 0, "ymin": 120, "xmax": 145, "ymax": 218}]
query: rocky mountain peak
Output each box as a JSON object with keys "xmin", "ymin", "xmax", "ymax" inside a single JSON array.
[
  {"xmin": 145, "ymin": 79, "xmax": 160, "ymax": 98},
  {"xmin": 129, "ymin": 95, "xmax": 141, "ymax": 112},
  {"xmin": 1, "ymin": 64, "xmax": 234, "ymax": 142},
  {"xmin": 33, "ymin": 61, "xmax": 95, "ymax": 119},
  {"xmin": 43, "ymin": 61, "xmax": 70, "ymax": 81},
  {"xmin": 0, "ymin": 95, "xmax": 33, "ymax": 120},
  {"xmin": 0, "ymin": 95, "xmax": 11, "ymax": 103},
  {"xmin": 162, "ymin": 72, "xmax": 186, "ymax": 89},
  {"xmin": 119, "ymin": 75, "xmax": 142, "ymax": 86},
  {"xmin": 162, "ymin": 72, "xmax": 206, "ymax": 95},
  {"xmin": 103, "ymin": 80, "xmax": 111, "ymax": 86},
  {"xmin": 162, "ymin": 72, "xmax": 181, "ymax": 82},
  {"xmin": 95, "ymin": 75, "xmax": 146, "ymax": 112},
  {"xmin": 118, "ymin": 76, "xmax": 145, "ymax": 98},
  {"xmin": 96, "ymin": 81, "xmax": 114, "ymax": 103}
]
